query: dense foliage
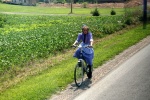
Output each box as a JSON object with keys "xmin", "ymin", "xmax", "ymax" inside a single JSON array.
[
  {"xmin": 0, "ymin": 14, "xmax": 137, "ymax": 74},
  {"xmin": 0, "ymin": 14, "xmax": 6, "ymax": 28}
]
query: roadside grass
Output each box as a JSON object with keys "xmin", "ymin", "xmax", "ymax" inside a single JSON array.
[
  {"xmin": 0, "ymin": 3, "xmax": 125, "ymax": 15},
  {"xmin": 0, "ymin": 24, "xmax": 150, "ymax": 100},
  {"xmin": 93, "ymin": 26, "xmax": 148, "ymax": 67}
]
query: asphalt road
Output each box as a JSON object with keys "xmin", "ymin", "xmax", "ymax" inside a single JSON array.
[{"xmin": 74, "ymin": 43, "xmax": 150, "ymax": 100}]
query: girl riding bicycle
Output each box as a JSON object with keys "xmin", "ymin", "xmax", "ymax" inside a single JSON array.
[{"xmin": 73, "ymin": 25, "xmax": 94, "ymax": 79}]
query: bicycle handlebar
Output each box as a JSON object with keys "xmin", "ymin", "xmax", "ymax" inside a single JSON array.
[{"xmin": 71, "ymin": 45, "xmax": 93, "ymax": 48}]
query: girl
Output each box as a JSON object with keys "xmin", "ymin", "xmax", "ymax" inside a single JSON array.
[{"xmin": 73, "ymin": 25, "xmax": 94, "ymax": 79}]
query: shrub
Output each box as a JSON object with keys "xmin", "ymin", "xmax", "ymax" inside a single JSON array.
[
  {"xmin": 110, "ymin": 9, "xmax": 116, "ymax": 15},
  {"xmin": 125, "ymin": 17, "xmax": 133, "ymax": 25},
  {"xmin": 82, "ymin": 2, "xmax": 88, "ymax": 8},
  {"xmin": 124, "ymin": 8, "xmax": 142, "ymax": 25},
  {"xmin": 91, "ymin": 8, "xmax": 100, "ymax": 16}
]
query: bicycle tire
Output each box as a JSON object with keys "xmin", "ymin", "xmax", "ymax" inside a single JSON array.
[{"xmin": 74, "ymin": 60, "xmax": 85, "ymax": 87}]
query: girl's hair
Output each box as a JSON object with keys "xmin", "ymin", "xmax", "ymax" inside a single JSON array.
[{"xmin": 82, "ymin": 25, "xmax": 89, "ymax": 31}]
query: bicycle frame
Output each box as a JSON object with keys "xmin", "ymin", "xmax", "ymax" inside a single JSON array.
[{"xmin": 73, "ymin": 44, "xmax": 91, "ymax": 87}]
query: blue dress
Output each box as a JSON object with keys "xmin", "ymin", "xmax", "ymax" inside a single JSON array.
[{"xmin": 73, "ymin": 32, "xmax": 94, "ymax": 66}]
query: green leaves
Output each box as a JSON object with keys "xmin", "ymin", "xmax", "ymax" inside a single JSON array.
[{"xmin": 0, "ymin": 14, "xmax": 127, "ymax": 73}]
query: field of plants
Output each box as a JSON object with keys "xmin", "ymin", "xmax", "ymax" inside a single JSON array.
[{"xmin": 0, "ymin": 10, "xmax": 141, "ymax": 76}]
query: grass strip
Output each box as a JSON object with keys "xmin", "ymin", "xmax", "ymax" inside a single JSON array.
[
  {"xmin": 0, "ymin": 24, "xmax": 150, "ymax": 100},
  {"xmin": 0, "ymin": 3, "xmax": 124, "ymax": 15}
]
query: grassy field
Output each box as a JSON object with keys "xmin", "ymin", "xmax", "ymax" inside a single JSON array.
[
  {"xmin": 0, "ymin": 3, "xmax": 125, "ymax": 15},
  {"xmin": 0, "ymin": 24, "xmax": 150, "ymax": 100}
]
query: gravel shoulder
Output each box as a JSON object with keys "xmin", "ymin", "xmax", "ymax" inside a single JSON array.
[{"xmin": 49, "ymin": 35, "xmax": 150, "ymax": 100}]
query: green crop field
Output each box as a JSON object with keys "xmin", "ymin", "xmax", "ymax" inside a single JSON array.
[{"xmin": 0, "ymin": 14, "xmax": 128, "ymax": 74}]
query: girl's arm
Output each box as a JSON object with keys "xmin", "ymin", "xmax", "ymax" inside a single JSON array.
[
  {"xmin": 73, "ymin": 40, "xmax": 78, "ymax": 46},
  {"xmin": 73, "ymin": 33, "xmax": 81, "ymax": 46},
  {"xmin": 90, "ymin": 41, "xmax": 93, "ymax": 46},
  {"xmin": 90, "ymin": 33, "xmax": 93, "ymax": 47}
]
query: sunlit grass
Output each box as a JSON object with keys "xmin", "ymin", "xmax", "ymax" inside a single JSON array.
[{"xmin": 0, "ymin": 3, "xmax": 125, "ymax": 15}]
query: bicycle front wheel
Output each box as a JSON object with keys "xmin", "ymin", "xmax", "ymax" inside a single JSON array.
[{"xmin": 74, "ymin": 62, "xmax": 84, "ymax": 87}]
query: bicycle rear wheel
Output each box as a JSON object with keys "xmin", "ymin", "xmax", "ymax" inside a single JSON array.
[{"xmin": 74, "ymin": 60, "xmax": 85, "ymax": 87}]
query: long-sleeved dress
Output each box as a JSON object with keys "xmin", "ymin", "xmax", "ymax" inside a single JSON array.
[{"xmin": 73, "ymin": 32, "xmax": 94, "ymax": 66}]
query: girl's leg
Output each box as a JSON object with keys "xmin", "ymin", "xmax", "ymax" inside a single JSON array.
[{"xmin": 87, "ymin": 65, "xmax": 92, "ymax": 79}]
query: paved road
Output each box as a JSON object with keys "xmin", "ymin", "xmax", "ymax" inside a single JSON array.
[{"xmin": 74, "ymin": 43, "xmax": 150, "ymax": 100}]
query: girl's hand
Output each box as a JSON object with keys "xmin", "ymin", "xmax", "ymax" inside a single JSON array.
[
  {"xmin": 72, "ymin": 44, "xmax": 77, "ymax": 48},
  {"xmin": 88, "ymin": 45, "xmax": 93, "ymax": 48}
]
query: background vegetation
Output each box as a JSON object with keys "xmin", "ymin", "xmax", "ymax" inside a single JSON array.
[{"xmin": 0, "ymin": 13, "xmax": 141, "ymax": 76}]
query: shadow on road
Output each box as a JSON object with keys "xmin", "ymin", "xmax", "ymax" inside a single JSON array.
[{"xmin": 70, "ymin": 78, "xmax": 92, "ymax": 91}]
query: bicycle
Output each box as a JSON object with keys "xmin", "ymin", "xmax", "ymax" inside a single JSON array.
[{"xmin": 72, "ymin": 44, "xmax": 93, "ymax": 87}]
